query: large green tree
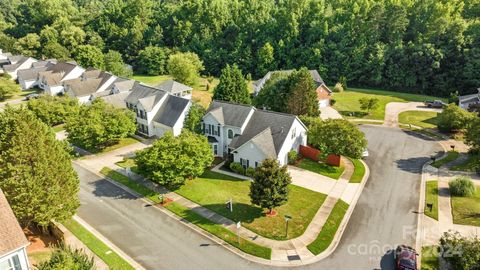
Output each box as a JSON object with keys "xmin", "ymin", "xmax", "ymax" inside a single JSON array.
[
  {"xmin": 0, "ymin": 107, "xmax": 79, "ymax": 227},
  {"xmin": 250, "ymin": 158, "xmax": 291, "ymax": 214},
  {"xmin": 183, "ymin": 102, "xmax": 206, "ymax": 134},
  {"xmin": 285, "ymin": 68, "xmax": 319, "ymax": 117},
  {"xmin": 465, "ymin": 117, "xmax": 480, "ymax": 153},
  {"xmin": 167, "ymin": 52, "xmax": 204, "ymax": 85},
  {"xmin": 437, "ymin": 104, "xmax": 476, "ymax": 132},
  {"xmin": 440, "ymin": 231, "xmax": 480, "ymax": 270},
  {"xmin": 27, "ymin": 95, "xmax": 80, "ymax": 126},
  {"xmin": 74, "ymin": 44, "xmax": 105, "ymax": 69},
  {"xmin": 213, "ymin": 64, "xmax": 251, "ymax": 104},
  {"xmin": 104, "ymin": 50, "xmax": 132, "ymax": 77},
  {"xmin": 134, "ymin": 131, "xmax": 213, "ymax": 189},
  {"xmin": 308, "ymin": 119, "xmax": 367, "ymax": 159},
  {"xmin": 65, "ymin": 99, "xmax": 136, "ymax": 151},
  {"xmin": 135, "ymin": 46, "xmax": 170, "ymax": 75},
  {"xmin": 0, "ymin": 76, "xmax": 19, "ymax": 101}
]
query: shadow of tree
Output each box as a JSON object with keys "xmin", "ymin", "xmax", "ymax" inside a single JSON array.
[
  {"xmin": 90, "ymin": 178, "xmax": 138, "ymax": 200},
  {"xmin": 401, "ymin": 130, "xmax": 438, "ymax": 141},
  {"xmin": 198, "ymin": 203, "xmax": 264, "ymax": 223},
  {"xmin": 395, "ymin": 156, "xmax": 434, "ymax": 173}
]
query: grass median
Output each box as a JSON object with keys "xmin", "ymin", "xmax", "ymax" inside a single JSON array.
[
  {"xmin": 431, "ymin": 151, "xmax": 459, "ymax": 168},
  {"xmin": 424, "ymin": 181, "xmax": 439, "ymax": 220},
  {"xmin": 99, "ymin": 167, "xmax": 272, "ymax": 259},
  {"xmin": 307, "ymin": 200, "xmax": 349, "ymax": 255},
  {"xmin": 62, "ymin": 219, "xmax": 135, "ymax": 270},
  {"xmin": 348, "ymin": 158, "xmax": 366, "ymax": 183}
]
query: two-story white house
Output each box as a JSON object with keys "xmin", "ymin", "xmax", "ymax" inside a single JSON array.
[
  {"xmin": 125, "ymin": 82, "xmax": 191, "ymax": 137},
  {"xmin": 38, "ymin": 62, "xmax": 85, "ymax": 96},
  {"xmin": 2, "ymin": 56, "xmax": 37, "ymax": 80},
  {"xmin": 0, "ymin": 189, "xmax": 30, "ymax": 270},
  {"xmin": 17, "ymin": 60, "xmax": 57, "ymax": 90},
  {"xmin": 202, "ymin": 100, "xmax": 307, "ymax": 167},
  {"xmin": 154, "ymin": 79, "xmax": 193, "ymax": 99}
]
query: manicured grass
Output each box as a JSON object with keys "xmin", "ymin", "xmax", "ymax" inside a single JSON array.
[
  {"xmin": 28, "ymin": 250, "xmax": 53, "ymax": 266},
  {"xmin": 175, "ymin": 170, "xmax": 327, "ymax": 240},
  {"xmin": 115, "ymin": 157, "xmax": 141, "ymax": 174},
  {"xmin": 425, "ymin": 181, "xmax": 439, "ymax": 220},
  {"xmin": 398, "ymin": 111, "xmax": 438, "ymax": 129},
  {"xmin": 296, "ymin": 158, "xmax": 345, "ymax": 180},
  {"xmin": 333, "ymin": 87, "xmax": 446, "ymax": 120},
  {"xmin": 62, "ymin": 219, "xmax": 135, "ymax": 270},
  {"xmin": 348, "ymin": 158, "xmax": 366, "ymax": 183},
  {"xmin": 350, "ymin": 120, "xmax": 384, "ymax": 125},
  {"xmin": 307, "ymin": 200, "xmax": 349, "ymax": 255},
  {"xmin": 451, "ymin": 188, "xmax": 480, "ymax": 227},
  {"xmin": 100, "ymin": 167, "xmax": 271, "ymax": 259},
  {"xmin": 431, "ymin": 151, "xmax": 459, "ymax": 168},
  {"xmin": 450, "ymin": 154, "xmax": 480, "ymax": 172},
  {"xmin": 421, "ymin": 246, "xmax": 439, "ymax": 270},
  {"xmin": 85, "ymin": 137, "xmax": 140, "ymax": 154},
  {"xmin": 164, "ymin": 202, "xmax": 271, "ymax": 259},
  {"xmin": 131, "ymin": 75, "xmax": 172, "ymax": 85},
  {"xmin": 52, "ymin": 124, "xmax": 65, "ymax": 132}
]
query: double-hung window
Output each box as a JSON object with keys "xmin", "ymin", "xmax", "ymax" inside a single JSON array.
[{"xmin": 0, "ymin": 254, "xmax": 22, "ymax": 270}]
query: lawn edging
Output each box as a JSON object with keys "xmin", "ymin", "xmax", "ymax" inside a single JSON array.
[{"xmin": 99, "ymin": 167, "xmax": 273, "ymax": 261}]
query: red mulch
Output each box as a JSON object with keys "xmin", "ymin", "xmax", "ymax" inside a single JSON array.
[
  {"xmin": 265, "ymin": 210, "xmax": 278, "ymax": 217},
  {"xmin": 24, "ymin": 227, "xmax": 60, "ymax": 253}
]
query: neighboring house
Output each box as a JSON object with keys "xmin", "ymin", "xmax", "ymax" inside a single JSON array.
[
  {"xmin": 202, "ymin": 100, "xmax": 307, "ymax": 167},
  {"xmin": 17, "ymin": 60, "xmax": 57, "ymax": 90},
  {"xmin": 459, "ymin": 88, "xmax": 480, "ymax": 111},
  {"xmin": 2, "ymin": 56, "xmax": 37, "ymax": 80},
  {"xmin": 253, "ymin": 69, "xmax": 333, "ymax": 108},
  {"xmin": 38, "ymin": 62, "xmax": 85, "ymax": 96},
  {"xmin": 154, "ymin": 79, "xmax": 193, "ymax": 99},
  {"xmin": 0, "ymin": 49, "xmax": 12, "ymax": 71},
  {"xmin": 125, "ymin": 82, "xmax": 191, "ymax": 137},
  {"xmin": 0, "ymin": 189, "xmax": 30, "ymax": 270},
  {"xmin": 64, "ymin": 69, "xmax": 117, "ymax": 104},
  {"xmin": 89, "ymin": 77, "xmax": 136, "ymax": 108}
]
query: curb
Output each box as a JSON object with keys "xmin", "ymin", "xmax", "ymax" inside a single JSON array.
[{"xmin": 73, "ymin": 215, "xmax": 146, "ymax": 270}]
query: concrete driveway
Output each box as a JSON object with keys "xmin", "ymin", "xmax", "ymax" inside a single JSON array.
[
  {"xmin": 384, "ymin": 102, "xmax": 442, "ymax": 128},
  {"xmin": 320, "ymin": 106, "xmax": 343, "ymax": 120}
]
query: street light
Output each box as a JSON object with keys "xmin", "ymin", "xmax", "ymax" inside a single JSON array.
[{"xmin": 284, "ymin": 215, "xmax": 292, "ymax": 238}]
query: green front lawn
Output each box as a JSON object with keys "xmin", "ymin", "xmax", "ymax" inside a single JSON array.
[
  {"xmin": 398, "ymin": 111, "xmax": 438, "ymax": 129},
  {"xmin": 425, "ymin": 181, "xmax": 439, "ymax": 220},
  {"xmin": 450, "ymin": 154, "xmax": 480, "ymax": 172},
  {"xmin": 348, "ymin": 158, "xmax": 366, "ymax": 183},
  {"xmin": 451, "ymin": 188, "xmax": 480, "ymax": 227},
  {"xmin": 333, "ymin": 87, "xmax": 446, "ymax": 120},
  {"xmin": 100, "ymin": 167, "xmax": 271, "ymax": 259},
  {"xmin": 175, "ymin": 170, "xmax": 327, "ymax": 240},
  {"xmin": 62, "ymin": 219, "xmax": 135, "ymax": 270},
  {"xmin": 296, "ymin": 158, "xmax": 345, "ymax": 180},
  {"xmin": 421, "ymin": 246, "xmax": 439, "ymax": 270},
  {"xmin": 431, "ymin": 151, "xmax": 459, "ymax": 168},
  {"xmin": 131, "ymin": 75, "xmax": 172, "ymax": 85},
  {"xmin": 84, "ymin": 137, "xmax": 140, "ymax": 154},
  {"xmin": 307, "ymin": 200, "xmax": 349, "ymax": 255}
]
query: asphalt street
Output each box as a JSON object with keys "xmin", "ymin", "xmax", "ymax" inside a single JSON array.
[{"xmin": 74, "ymin": 125, "xmax": 443, "ymax": 270}]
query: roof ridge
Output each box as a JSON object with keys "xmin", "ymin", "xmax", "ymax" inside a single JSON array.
[{"xmin": 212, "ymin": 99, "xmax": 255, "ymax": 109}]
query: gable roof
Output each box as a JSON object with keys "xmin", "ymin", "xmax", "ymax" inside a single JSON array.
[
  {"xmin": 100, "ymin": 91, "xmax": 131, "ymax": 109},
  {"xmin": 229, "ymin": 109, "xmax": 298, "ymax": 156},
  {"xmin": 111, "ymin": 78, "xmax": 135, "ymax": 92},
  {"xmin": 153, "ymin": 95, "xmax": 190, "ymax": 127},
  {"xmin": 254, "ymin": 69, "xmax": 327, "ymax": 90},
  {"xmin": 3, "ymin": 56, "xmax": 31, "ymax": 72},
  {"xmin": 17, "ymin": 66, "xmax": 49, "ymax": 81},
  {"xmin": 0, "ymin": 189, "xmax": 29, "ymax": 257},
  {"xmin": 206, "ymin": 100, "xmax": 254, "ymax": 127},
  {"xmin": 248, "ymin": 127, "xmax": 277, "ymax": 158},
  {"xmin": 65, "ymin": 77, "xmax": 103, "ymax": 97},
  {"xmin": 38, "ymin": 62, "xmax": 80, "ymax": 86},
  {"xmin": 155, "ymin": 79, "xmax": 192, "ymax": 94},
  {"xmin": 125, "ymin": 82, "xmax": 167, "ymax": 109}
]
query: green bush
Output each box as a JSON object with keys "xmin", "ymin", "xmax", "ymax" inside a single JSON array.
[
  {"xmin": 38, "ymin": 245, "xmax": 94, "ymax": 270},
  {"xmin": 229, "ymin": 162, "xmax": 244, "ymax": 175},
  {"xmin": 333, "ymin": 82, "xmax": 344, "ymax": 93},
  {"xmin": 449, "ymin": 176, "xmax": 476, "ymax": 197},
  {"xmin": 245, "ymin": 167, "xmax": 256, "ymax": 177},
  {"xmin": 288, "ymin": 150, "xmax": 298, "ymax": 164}
]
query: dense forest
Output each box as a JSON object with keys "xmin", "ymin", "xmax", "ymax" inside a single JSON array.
[{"xmin": 0, "ymin": 0, "xmax": 479, "ymax": 97}]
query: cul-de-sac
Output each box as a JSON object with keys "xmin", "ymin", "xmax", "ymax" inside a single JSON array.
[{"xmin": 0, "ymin": 1, "xmax": 479, "ymax": 270}]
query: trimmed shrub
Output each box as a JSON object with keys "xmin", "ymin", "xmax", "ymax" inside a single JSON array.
[
  {"xmin": 288, "ymin": 150, "xmax": 298, "ymax": 164},
  {"xmin": 229, "ymin": 162, "xmax": 244, "ymax": 175},
  {"xmin": 449, "ymin": 176, "xmax": 476, "ymax": 197},
  {"xmin": 333, "ymin": 82, "xmax": 344, "ymax": 93},
  {"xmin": 245, "ymin": 167, "xmax": 256, "ymax": 177},
  {"xmin": 38, "ymin": 245, "xmax": 94, "ymax": 270}
]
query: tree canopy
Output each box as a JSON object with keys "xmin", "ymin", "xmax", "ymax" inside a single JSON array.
[
  {"xmin": 27, "ymin": 95, "xmax": 80, "ymax": 126},
  {"xmin": 213, "ymin": 64, "xmax": 251, "ymax": 104},
  {"xmin": 167, "ymin": 52, "xmax": 204, "ymax": 85},
  {"xmin": 0, "ymin": 107, "xmax": 79, "ymax": 227},
  {"xmin": 134, "ymin": 131, "xmax": 213, "ymax": 189},
  {"xmin": 437, "ymin": 104, "xmax": 476, "ymax": 132}
]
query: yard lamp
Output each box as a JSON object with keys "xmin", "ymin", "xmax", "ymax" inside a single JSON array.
[
  {"xmin": 450, "ymin": 145, "xmax": 455, "ymax": 152},
  {"xmin": 284, "ymin": 215, "xmax": 292, "ymax": 238}
]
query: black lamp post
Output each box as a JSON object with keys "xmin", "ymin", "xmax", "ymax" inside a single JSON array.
[{"xmin": 284, "ymin": 215, "xmax": 292, "ymax": 238}]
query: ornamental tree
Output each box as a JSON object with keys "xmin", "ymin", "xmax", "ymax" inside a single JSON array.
[
  {"xmin": 250, "ymin": 158, "xmax": 291, "ymax": 214},
  {"xmin": 308, "ymin": 119, "xmax": 367, "ymax": 159},
  {"xmin": 359, "ymin": 97, "xmax": 379, "ymax": 114},
  {"xmin": 437, "ymin": 103, "xmax": 475, "ymax": 132},
  {"xmin": 0, "ymin": 107, "xmax": 79, "ymax": 227},
  {"xmin": 65, "ymin": 99, "xmax": 136, "ymax": 151},
  {"xmin": 134, "ymin": 131, "xmax": 213, "ymax": 189},
  {"xmin": 213, "ymin": 64, "xmax": 251, "ymax": 104}
]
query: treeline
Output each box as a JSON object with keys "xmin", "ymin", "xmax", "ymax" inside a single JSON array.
[{"xmin": 1, "ymin": 0, "xmax": 479, "ymax": 96}]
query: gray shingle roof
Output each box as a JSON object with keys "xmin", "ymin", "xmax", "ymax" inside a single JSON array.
[
  {"xmin": 229, "ymin": 109, "xmax": 297, "ymax": 155},
  {"xmin": 100, "ymin": 91, "xmax": 131, "ymax": 108},
  {"xmin": 125, "ymin": 82, "xmax": 167, "ymax": 110},
  {"xmin": 155, "ymin": 79, "xmax": 192, "ymax": 94},
  {"xmin": 0, "ymin": 189, "xmax": 29, "ymax": 257},
  {"xmin": 206, "ymin": 100, "xmax": 254, "ymax": 127},
  {"xmin": 3, "ymin": 56, "xmax": 29, "ymax": 72},
  {"xmin": 153, "ymin": 95, "xmax": 190, "ymax": 127},
  {"xmin": 17, "ymin": 66, "xmax": 49, "ymax": 81},
  {"xmin": 65, "ymin": 78, "xmax": 103, "ymax": 97}
]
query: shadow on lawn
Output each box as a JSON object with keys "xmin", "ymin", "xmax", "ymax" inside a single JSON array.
[
  {"xmin": 200, "ymin": 203, "xmax": 264, "ymax": 223},
  {"xmin": 401, "ymin": 129, "xmax": 440, "ymax": 141}
]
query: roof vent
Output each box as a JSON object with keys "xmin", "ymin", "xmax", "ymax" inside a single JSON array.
[{"xmin": 280, "ymin": 127, "xmax": 284, "ymax": 133}]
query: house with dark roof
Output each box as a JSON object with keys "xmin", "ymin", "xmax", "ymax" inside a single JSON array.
[
  {"xmin": 64, "ymin": 68, "xmax": 117, "ymax": 103},
  {"xmin": 17, "ymin": 60, "xmax": 57, "ymax": 90},
  {"xmin": 125, "ymin": 82, "xmax": 191, "ymax": 137},
  {"xmin": 202, "ymin": 100, "xmax": 307, "ymax": 167},
  {"xmin": 0, "ymin": 189, "xmax": 30, "ymax": 270},
  {"xmin": 154, "ymin": 79, "xmax": 192, "ymax": 99},
  {"xmin": 38, "ymin": 61, "xmax": 85, "ymax": 96},
  {"xmin": 2, "ymin": 56, "xmax": 37, "ymax": 80},
  {"xmin": 459, "ymin": 88, "xmax": 480, "ymax": 111},
  {"xmin": 253, "ymin": 69, "xmax": 333, "ymax": 108}
]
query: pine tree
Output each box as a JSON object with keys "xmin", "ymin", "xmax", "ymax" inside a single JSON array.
[
  {"xmin": 286, "ymin": 68, "xmax": 319, "ymax": 117},
  {"xmin": 0, "ymin": 107, "xmax": 80, "ymax": 227},
  {"xmin": 213, "ymin": 64, "xmax": 251, "ymax": 104},
  {"xmin": 250, "ymin": 158, "xmax": 291, "ymax": 214}
]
